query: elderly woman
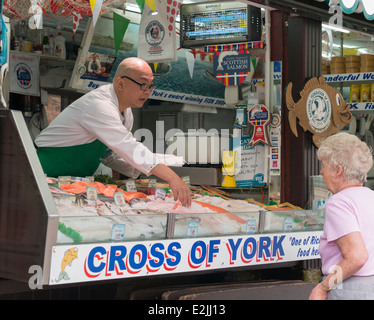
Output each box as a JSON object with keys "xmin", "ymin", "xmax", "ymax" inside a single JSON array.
[{"xmin": 309, "ymin": 132, "xmax": 374, "ymax": 300}]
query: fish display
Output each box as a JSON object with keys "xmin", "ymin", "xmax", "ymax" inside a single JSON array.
[
  {"xmin": 50, "ymin": 178, "xmax": 323, "ymax": 244},
  {"xmin": 286, "ymin": 76, "xmax": 352, "ymax": 147}
]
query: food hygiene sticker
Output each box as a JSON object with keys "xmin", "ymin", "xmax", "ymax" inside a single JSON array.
[{"xmin": 49, "ymin": 231, "xmax": 322, "ymax": 285}]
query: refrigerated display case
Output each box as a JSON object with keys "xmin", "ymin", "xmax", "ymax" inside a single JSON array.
[{"xmin": 0, "ymin": 109, "xmax": 323, "ymax": 287}]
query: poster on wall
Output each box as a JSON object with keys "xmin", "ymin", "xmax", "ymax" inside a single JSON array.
[
  {"xmin": 79, "ymin": 52, "xmax": 117, "ymax": 82},
  {"xmin": 9, "ymin": 52, "xmax": 40, "ymax": 96},
  {"xmin": 73, "ymin": 16, "xmax": 225, "ymax": 106}
]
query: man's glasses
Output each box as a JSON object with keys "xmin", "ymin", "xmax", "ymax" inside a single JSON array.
[{"xmin": 121, "ymin": 75, "xmax": 156, "ymax": 92}]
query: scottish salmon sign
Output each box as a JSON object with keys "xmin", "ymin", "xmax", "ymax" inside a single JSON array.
[
  {"xmin": 213, "ymin": 51, "xmax": 251, "ymax": 86},
  {"xmin": 49, "ymin": 231, "xmax": 321, "ymax": 285},
  {"xmin": 286, "ymin": 76, "xmax": 352, "ymax": 147}
]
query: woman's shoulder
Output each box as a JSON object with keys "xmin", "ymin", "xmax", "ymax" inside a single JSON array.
[{"xmin": 330, "ymin": 187, "xmax": 373, "ymax": 204}]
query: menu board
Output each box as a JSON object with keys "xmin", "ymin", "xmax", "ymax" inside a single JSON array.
[{"xmin": 232, "ymin": 136, "xmax": 267, "ymax": 187}]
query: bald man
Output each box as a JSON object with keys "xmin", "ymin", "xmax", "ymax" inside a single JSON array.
[{"xmin": 35, "ymin": 57, "xmax": 191, "ymax": 207}]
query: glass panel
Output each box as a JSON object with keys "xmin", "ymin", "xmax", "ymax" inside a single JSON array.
[
  {"xmin": 172, "ymin": 210, "xmax": 261, "ymax": 238},
  {"xmin": 263, "ymin": 209, "xmax": 324, "ymax": 233},
  {"xmin": 57, "ymin": 213, "xmax": 168, "ymax": 244}
]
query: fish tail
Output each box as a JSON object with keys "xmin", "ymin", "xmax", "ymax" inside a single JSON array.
[
  {"xmin": 56, "ymin": 271, "xmax": 64, "ymax": 282},
  {"xmin": 288, "ymin": 110, "xmax": 299, "ymax": 137},
  {"xmin": 286, "ymin": 82, "xmax": 299, "ymax": 137},
  {"xmin": 286, "ymin": 82, "xmax": 295, "ymax": 110}
]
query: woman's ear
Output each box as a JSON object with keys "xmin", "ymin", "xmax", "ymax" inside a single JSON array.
[{"xmin": 337, "ymin": 164, "xmax": 344, "ymax": 176}]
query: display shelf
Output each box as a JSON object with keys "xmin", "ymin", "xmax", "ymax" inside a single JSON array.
[
  {"xmin": 349, "ymin": 102, "xmax": 374, "ymax": 114},
  {"xmin": 10, "ymin": 50, "xmax": 75, "ymax": 64},
  {"xmin": 322, "ymin": 72, "xmax": 374, "ymax": 114},
  {"xmin": 323, "ymin": 71, "xmax": 374, "ymax": 85}
]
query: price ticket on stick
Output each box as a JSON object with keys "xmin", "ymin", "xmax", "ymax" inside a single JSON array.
[
  {"xmin": 155, "ymin": 187, "xmax": 166, "ymax": 200},
  {"xmin": 247, "ymin": 104, "xmax": 271, "ymax": 147},
  {"xmin": 86, "ymin": 186, "xmax": 97, "ymax": 207},
  {"xmin": 113, "ymin": 192, "xmax": 126, "ymax": 207},
  {"xmin": 125, "ymin": 180, "xmax": 137, "ymax": 192}
]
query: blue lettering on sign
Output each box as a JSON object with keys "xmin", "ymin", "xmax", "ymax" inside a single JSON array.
[
  {"xmin": 87, "ymin": 81, "xmax": 100, "ymax": 89},
  {"xmin": 108, "ymin": 246, "xmax": 127, "ymax": 272},
  {"xmin": 128, "ymin": 244, "xmax": 148, "ymax": 270},
  {"xmin": 227, "ymin": 235, "xmax": 285, "ymax": 264},
  {"xmin": 83, "ymin": 236, "xmax": 287, "ymax": 279},
  {"xmin": 188, "ymin": 239, "xmax": 221, "ymax": 268},
  {"xmin": 166, "ymin": 242, "xmax": 181, "ymax": 268},
  {"xmin": 86, "ymin": 246, "xmax": 106, "ymax": 274},
  {"xmin": 84, "ymin": 241, "xmax": 183, "ymax": 277},
  {"xmin": 190, "ymin": 241, "xmax": 207, "ymax": 265},
  {"xmin": 149, "ymin": 242, "xmax": 165, "ymax": 269}
]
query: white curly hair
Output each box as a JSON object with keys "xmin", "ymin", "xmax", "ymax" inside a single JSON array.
[{"xmin": 317, "ymin": 132, "xmax": 373, "ymax": 183}]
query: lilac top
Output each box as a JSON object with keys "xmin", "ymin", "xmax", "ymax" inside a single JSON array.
[{"xmin": 319, "ymin": 187, "xmax": 374, "ymax": 276}]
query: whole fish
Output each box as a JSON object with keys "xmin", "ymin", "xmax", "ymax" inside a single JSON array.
[{"xmin": 286, "ymin": 76, "xmax": 352, "ymax": 147}]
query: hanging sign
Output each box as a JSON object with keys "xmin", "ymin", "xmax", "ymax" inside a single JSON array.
[
  {"xmin": 9, "ymin": 52, "xmax": 40, "ymax": 96},
  {"xmin": 213, "ymin": 51, "xmax": 251, "ymax": 86},
  {"xmin": 137, "ymin": 5, "xmax": 176, "ymax": 63},
  {"xmin": 286, "ymin": 76, "xmax": 352, "ymax": 147},
  {"xmin": 247, "ymin": 104, "xmax": 271, "ymax": 147}
]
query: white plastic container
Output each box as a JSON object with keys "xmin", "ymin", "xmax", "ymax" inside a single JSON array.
[
  {"xmin": 48, "ymin": 33, "xmax": 54, "ymax": 56},
  {"xmin": 54, "ymin": 32, "xmax": 66, "ymax": 59}
]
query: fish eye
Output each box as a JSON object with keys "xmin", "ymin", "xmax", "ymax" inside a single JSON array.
[{"xmin": 336, "ymin": 93, "xmax": 341, "ymax": 106}]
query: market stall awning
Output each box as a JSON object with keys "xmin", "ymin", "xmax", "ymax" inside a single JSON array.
[{"xmin": 317, "ymin": 0, "xmax": 374, "ymax": 21}]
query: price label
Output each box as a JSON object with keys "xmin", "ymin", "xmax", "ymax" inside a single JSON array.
[
  {"xmin": 85, "ymin": 176, "xmax": 95, "ymax": 183},
  {"xmin": 155, "ymin": 187, "xmax": 166, "ymax": 200},
  {"xmin": 187, "ymin": 221, "xmax": 199, "ymax": 237},
  {"xmin": 58, "ymin": 176, "xmax": 71, "ymax": 187},
  {"xmin": 113, "ymin": 192, "xmax": 126, "ymax": 207},
  {"xmin": 111, "ymin": 224, "xmax": 125, "ymax": 241},
  {"xmin": 182, "ymin": 176, "xmax": 190, "ymax": 186},
  {"xmin": 284, "ymin": 217, "xmax": 293, "ymax": 231},
  {"xmin": 148, "ymin": 178, "xmax": 157, "ymax": 188},
  {"xmin": 86, "ymin": 186, "xmax": 97, "ymax": 207},
  {"xmin": 246, "ymin": 219, "xmax": 256, "ymax": 234},
  {"xmin": 126, "ymin": 180, "xmax": 137, "ymax": 192}
]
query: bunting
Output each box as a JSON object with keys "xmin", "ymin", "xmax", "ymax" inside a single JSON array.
[
  {"xmin": 89, "ymin": 0, "xmax": 103, "ymax": 28},
  {"xmin": 204, "ymin": 41, "xmax": 264, "ymax": 53},
  {"xmin": 113, "ymin": 12, "xmax": 130, "ymax": 54},
  {"xmin": 185, "ymin": 50, "xmax": 195, "ymax": 79},
  {"xmin": 72, "ymin": 11, "xmax": 83, "ymax": 35}
]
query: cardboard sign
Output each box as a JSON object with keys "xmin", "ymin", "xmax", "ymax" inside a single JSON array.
[
  {"xmin": 232, "ymin": 136, "xmax": 266, "ymax": 187},
  {"xmin": 286, "ymin": 76, "xmax": 353, "ymax": 147},
  {"xmin": 9, "ymin": 52, "xmax": 40, "ymax": 96}
]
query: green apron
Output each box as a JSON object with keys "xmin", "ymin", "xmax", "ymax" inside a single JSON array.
[{"xmin": 37, "ymin": 139, "xmax": 109, "ymax": 177}]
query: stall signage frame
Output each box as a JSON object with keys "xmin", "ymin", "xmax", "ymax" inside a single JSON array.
[{"xmin": 49, "ymin": 231, "xmax": 322, "ymax": 285}]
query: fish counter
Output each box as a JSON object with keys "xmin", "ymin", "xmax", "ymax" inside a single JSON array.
[
  {"xmin": 48, "ymin": 177, "xmax": 324, "ymax": 285},
  {"xmin": 52, "ymin": 178, "xmax": 324, "ymax": 244},
  {"xmin": 0, "ymin": 109, "xmax": 324, "ymax": 286}
]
